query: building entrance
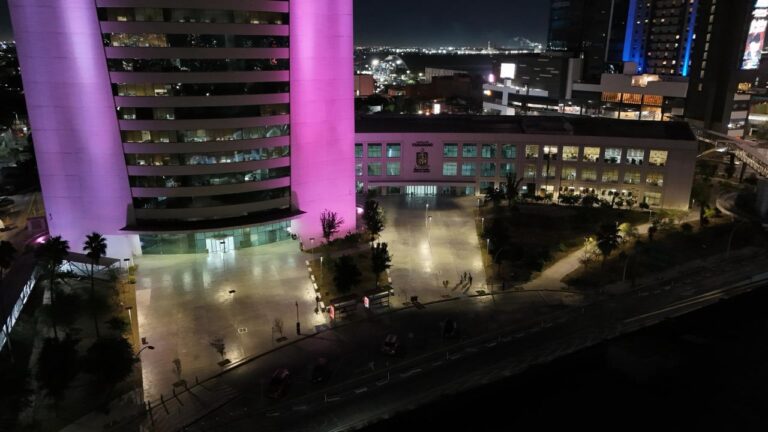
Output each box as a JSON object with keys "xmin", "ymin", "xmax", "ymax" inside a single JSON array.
[
  {"xmin": 405, "ymin": 185, "xmax": 437, "ymax": 196},
  {"xmin": 206, "ymin": 236, "xmax": 234, "ymax": 254}
]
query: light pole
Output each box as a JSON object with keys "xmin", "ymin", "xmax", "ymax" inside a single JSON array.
[
  {"xmin": 134, "ymin": 345, "xmax": 155, "ymax": 360},
  {"xmin": 486, "ymin": 238, "xmax": 490, "ymax": 253},
  {"xmin": 481, "ymin": 217, "xmax": 485, "ymax": 231},
  {"xmin": 295, "ymin": 301, "xmax": 301, "ymax": 335},
  {"xmin": 425, "ymin": 203, "xmax": 429, "ymax": 224},
  {"xmin": 320, "ymin": 256, "xmax": 324, "ymax": 282}
]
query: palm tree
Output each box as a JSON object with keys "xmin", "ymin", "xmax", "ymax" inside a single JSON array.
[
  {"xmin": 595, "ymin": 223, "xmax": 622, "ymax": 266},
  {"xmin": 0, "ymin": 240, "xmax": 17, "ymax": 356},
  {"xmin": 504, "ymin": 173, "xmax": 525, "ymax": 208},
  {"xmin": 35, "ymin": 236, "xmax": 70, "ymax": 339},
  {"xmin": 83, "ymin": 233, "xmax": 107, "ymax": 338}
]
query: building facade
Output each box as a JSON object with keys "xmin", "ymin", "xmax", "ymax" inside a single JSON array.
[
  {"xmin": 356, "ymin": 116, "xmax": 697, "ymax": 210},
  {"xmin": 9, "ymin": 0, "xmax": 355, "ymax": 256}
]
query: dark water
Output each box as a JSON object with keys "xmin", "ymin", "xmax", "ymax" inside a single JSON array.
[{"xmin": 363, "ymin": 286, "xmax": 768, "ymax": 431}]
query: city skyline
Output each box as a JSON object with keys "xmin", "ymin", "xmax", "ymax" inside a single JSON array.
[{"xmin": 0, "ymin": 0, "xmax": 549, "ymax": 46}]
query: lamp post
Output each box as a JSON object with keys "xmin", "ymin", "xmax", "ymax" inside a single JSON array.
[
  {"xmin": 481, "ymin": 217, "xmax": 485, "ymax": 231},
  {"xmin": 425, "ymin": 203, "xmax": 429, "ymax": 223},
  {"xmin": 134, "ymin": 345, "xmax": 155, "ymax": 360},
  {"xmin": 295, "ymin": 301, "xmax": 301, "ymax": 335},
  {"xmin": 486, "ymin": 238, "xmax": 490, "ymax": 253},
  {"xmin": 320, "ymin": 256, "xmax": 324, "ymax": 282}
]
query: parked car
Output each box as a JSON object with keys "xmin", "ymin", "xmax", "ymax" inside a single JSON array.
[
  {"xmin": 442, "ymin": 319, "xmax": 459, "ymax": 339},
  {"xmin": 311, "ymin": 357, "xmax": 331, "ymax": 383},
  {"xmin": 265, "ymin": 368, "xmax": 291, "ymax": 399},
  {"xmin": 381, "ymin": 333, "xmax": 399, "ymax": 355}
]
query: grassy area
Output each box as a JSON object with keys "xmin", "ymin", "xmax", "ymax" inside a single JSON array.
[
  {"xmin": 309, "ymin": 249, "xmax": 389, "ymax": 305},
  {"xmin": 563, "ymin": 218, "xmax": 768, "ymax": 288},
  {"xmin": 478, "ymin": 203, "xmax": 664, "ymax": 284}
]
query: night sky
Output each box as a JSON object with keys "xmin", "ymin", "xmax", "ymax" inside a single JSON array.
[{"xmin": 0, "ymin": 0, "xmax": 549, "ymax": 46}]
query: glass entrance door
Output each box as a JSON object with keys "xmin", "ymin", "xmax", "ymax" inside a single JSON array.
[
  {"xmin": 206, "ymin": 236, "xmax": 234, "ymax": 254},
  {"xmin": 405, "ymin": 185, "xmax": 437, "ymax": 196}
]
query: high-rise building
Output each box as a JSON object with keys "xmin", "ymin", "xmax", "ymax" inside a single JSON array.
[
  {"xmin": 686, "ymin": 0, "xmax": 760, "ymax": 136},
  {"xmin": 9, "ymin": 0, "xmax": 355, "ymax": 256},
  {"xmin": 548, "ymin": 0, "xmax": 629, "ymax": 82},
  {"xmin": 622, "ymin": 0, "xmax": 699, "ymax": 76}
]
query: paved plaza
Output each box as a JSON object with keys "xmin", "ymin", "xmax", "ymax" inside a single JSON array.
[{"xmin": 134, "ymin": 196, "xmax": 487, "ymax": 401}]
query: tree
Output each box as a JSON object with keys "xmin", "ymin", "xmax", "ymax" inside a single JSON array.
[
  {"xmin": 36, "ymin": 336, "xmax": 80, "ymax": 399},
  {"xmin": 639, "ymin": 201, "xmax": 650, "ymax": 210},
  {"xmin": 0, "ymin": 240, "xmax": 16, "ymax": 355},
  {"xmin": 618, "ymin": 223, "xmax": 639, "ymax": 243},
  {"xmin": 362, "ymin": 200, "xmax": 385, "ymax": 243},
  {"xmin": 320, "ymin": 210, "xmax": 344, "ymax": 244},
  {"xmin": 595, "ymin": 223, "xmax": 622, "ymax": 266},
  {"xmin": 35, "ymin": 236, "xmax": 70, "ymax": 339},
  {"xmin": 504, "ymin": 173, "xmax": 525, "ymax": 208},
  {"xmin": 691, "ymin": 180, "xmax": 712, "ymax": 227},
  {"xmin": 370, "ymin": 242, "xmax": 392, "ymax": 289},
  {"xmin": 82, "ymin": 337, "xmax": 135, "ymax": 392},
  {"xmin": 83, "ymin": 233, "xmax": 107, "ymax": 338},
  {"xmin": 333, "ymin": 255, "xmax": 361, "ymax": 294}
]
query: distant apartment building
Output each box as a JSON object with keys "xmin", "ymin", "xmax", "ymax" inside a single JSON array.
[{"xmin": 355, "ymin": 116, "xmax": 697, "ymax": 210}]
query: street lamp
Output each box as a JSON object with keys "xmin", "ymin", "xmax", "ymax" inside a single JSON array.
[
  {"xmin": 481, "ymin": 217, "xmax": 485, "ymax": 231},
  {"xmin": 486, "ymin": 238, "xmax": 491, "ymax": 253},
  {"xmin": 295, "ymin": 301, "xmax": 301, "ymax": 335},
  {"xmin": 134, "ymin": 345, "xmax": 155, "ymax": 359}
]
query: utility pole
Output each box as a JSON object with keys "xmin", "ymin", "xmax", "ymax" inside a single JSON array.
[{"xmin": 295, "ymin": 301, "xmax": 301, "ymax": 335}]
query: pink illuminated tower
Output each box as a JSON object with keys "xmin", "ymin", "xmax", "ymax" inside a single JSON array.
[{"xmin": 9, "ymin": 0, "xmax": 355, "ymax": 256}]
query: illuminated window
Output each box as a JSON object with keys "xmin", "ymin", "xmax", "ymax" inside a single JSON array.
[
  {"xmin": 543, "ymin": 145, "xmax": 558, "ymax": 160},
  {"xmin": 642, "ymin": 95, "xmax": 663, "ymax": 106},
  {"xmin": 481, "ymin": 144, "xmax": 497, "ymax": 158},
  {"xmin": 386, "ymin": 162, "xmax": 401, "ymax": 176},
  {"xmin": 525, "ymin": 145, "xmax": 540, "ymax": 159},
  {"xmin": 355, "ymin": 144, "xmax": 363, "ymax": 158},
  {"xmin": 602, "ymin": 92, "xmax": 622, "ymax": 103},
  {"xmin": 605, "ymin": 148, "xmax": 622, "ymax": 164},
  {"xmin": 541, "ymin": 165, "xmax": 556, "ymax": 179},
  {"xmin": 602, "ymin": 169, "xmax": 619, "ymax": 183},
  {"xmin": 368, "ymin": 144, "xmax": 382, "ymax": 158},
  {"xmin": 355, "ymin": 162, "xmax": 363, "ymax": 176},
  {"xmin": 461, "ymin": 163, "xmax": 476, "ymax": 176},
  {"xmin": 648, "ymin": 150, "xmax": 668, "ymax": 166},
  {"xmin": 646, "ymin": 172, "xmax": 664, "ymax": 186},
  {"xmin": 444, "ymin": 143, "xmax": 458, "ymax": 158},
  {"xmin": 462, "ymin": 144, "xmax": 477, "ymax": 158},
  {"xmin": 583, "ymin": 147, "xmax": 600, "ymax": 162},
  {"xmin": 443, "ymin": 162, "xmax": 458, "ymax": 176},
  {"xmin": 561, "ymin": 167, "xmax": 577, "ymax": 180},
  {"xmin": 500, "ymin": 163, "xmax": 515, "ymax": 176},
  {"xmin": 624, "ymin": 171, "xmax": 641, "ymax": 184},
  {"xmin": 501, "ymin": 144, "xmax": 516, "ymax": 159},
  {"xmin": 644, "ymin": 191, "xmax": 662, "ymax": 206},
  {"xmin": 562, "ymin": 146, "xmax": 579, "ymax": 161},
  {"xmin": 368, "ymin": 163, "xmax": 382, "ymax": 176},
  {"xmin": 622, "ymin": 93, "xmax": 643, "ymax": 104},
  {"xmin": 626, "ymin": 149, "xmax": 645, "ymax": 165},
  {"xmin": 386, "ymin": 143, "xmax": 401, "ymax": 158},
  {"xmin": 481, "ymin": 163, "xmax": 497, "ymax": 177},
  {"xmin": 524, "ymin": 164, "xmax": 537, "ymax": 179},
  {"xmin": 582, "ymin": 169, "xmax": 597, "ymax": 182}
]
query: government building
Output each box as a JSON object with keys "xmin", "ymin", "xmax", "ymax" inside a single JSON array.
[{"xmin": 355, "ymin": 116, "xmax": 697, "ymax": 210}]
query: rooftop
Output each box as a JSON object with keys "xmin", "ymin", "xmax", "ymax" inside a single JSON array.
[{"xmin": 356, "ymin": 115, "xmax": 696, "ymax": 141}]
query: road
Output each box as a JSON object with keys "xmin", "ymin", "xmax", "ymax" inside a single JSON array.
[{"xmin": 160, "ymin": 248, "xmax": 768, "ymax": 432}]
